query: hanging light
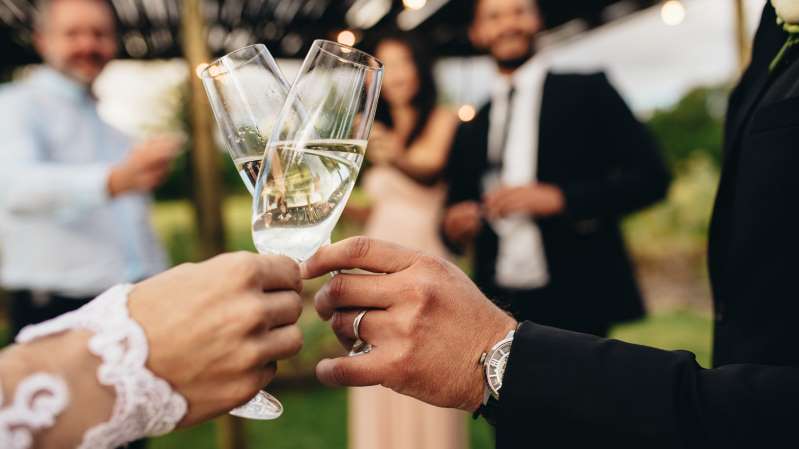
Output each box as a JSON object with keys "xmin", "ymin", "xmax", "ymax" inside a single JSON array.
[
  {"xmin": 458, "ymin": 104, "xmax": 477, "ymax": 122},
  {"xmin": 337, "ymin": 30, "xmax": 357, "ymax": 46},
  {"xmin": 403, "ymin": 0, "xmax": 427, "ymax": 10},
  {"xmin": 661, "ymin": 0, "xmax": 685, "ymax": 26}
]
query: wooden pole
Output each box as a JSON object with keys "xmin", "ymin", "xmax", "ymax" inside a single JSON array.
[
  {"xmin": 734, "ymin": 0, "xmax": 751, "ymax": 73},
  {"xmin": 180, "ymin": 2, "xmax": 246, "ymax": 449},
  {"xmin": 181, "ymin": 0, "xmax": 226, "ymax": 260}
]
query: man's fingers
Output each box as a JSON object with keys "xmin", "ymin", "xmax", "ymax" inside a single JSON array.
[
  {"xmin": 301, "ymin": 237, "xmax": 421, "ymax": 279},
  {"xmin": 329, "ymin": 309, "xmax": 391, "ymax": 348},
  {"xmin": 316, "ymin": 353, "xmax": 387, "ymax": 387},
  {"xmin": 314, "ymin": 273, "xmax": 394, "ymax": 319},
  {"xmin": 257, "ymin": 255, "xmax": 303, "ymax": 293}
]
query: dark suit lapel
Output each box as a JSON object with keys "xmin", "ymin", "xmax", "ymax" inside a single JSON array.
[
  {"xmin": 536, "ymin": 73, "xmax": 559, "ymax": 183},
  {"xmin": 709, "ymin": 3, "xmax": 787, "ymax": 300},
  {"xmin": 724, "ymin": 6, "xmax": 786, "ymax": 158},
  {"xmin": 725, "ymin": 70, "xmax": 773, "ymax": 155}
]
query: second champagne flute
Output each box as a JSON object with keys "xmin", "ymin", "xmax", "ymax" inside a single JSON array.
[{"xmin": 253, "ymin": 40, "xmax": 384, "ymax": 262}]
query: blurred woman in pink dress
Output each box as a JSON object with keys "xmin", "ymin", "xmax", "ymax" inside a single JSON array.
[{"xmin": 349, "ymin": 33, "xmax": 465, "ymax": 449}]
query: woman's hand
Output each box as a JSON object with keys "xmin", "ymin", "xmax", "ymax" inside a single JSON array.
[
  {"xmin": 129, "ymin": 252, "xmax": 304, "ymax": 426},
  {"xmin": 367, "ymin": 123, "xmax": 404, "ymax": 165}
]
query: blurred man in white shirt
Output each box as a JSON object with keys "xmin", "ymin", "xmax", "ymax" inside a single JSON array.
[{"xmin": 0, "ymin": 0, "xmax": 178, "ymax": 343}]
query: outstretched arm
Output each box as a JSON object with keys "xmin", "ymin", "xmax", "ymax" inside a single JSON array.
[
  {"xmin": 0, "ymin": 252, "xmax": 305, "ymax": 449},
  {"xmin": 302, "ymin": 237, "xmax": 799, "ymax": 449}
]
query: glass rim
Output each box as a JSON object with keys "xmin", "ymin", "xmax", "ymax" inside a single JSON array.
[
  {"xmin": 311, "ymin": 39, "xmax": 383, "ymax": 71},
  {"xmin": 200, "ymin": 43, "xmax": 270, "ymax": 79}
]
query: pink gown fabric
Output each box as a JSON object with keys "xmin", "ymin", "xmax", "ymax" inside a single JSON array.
[{"xmin": 348, "ymin": 165, "xmax": 468, "ymax": 449}]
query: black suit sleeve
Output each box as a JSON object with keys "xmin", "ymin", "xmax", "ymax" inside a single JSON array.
[
  {"xmin": 560, "ymin": 74, "xmax": 671, "ymax": 220},
  {"xmin": 495, "ymin": 322, "xmax": 799, "ymax": 449}
]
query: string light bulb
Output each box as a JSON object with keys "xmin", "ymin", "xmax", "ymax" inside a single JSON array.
[
  {"xmin": 458, "ymin": 104, "xmax": 477, "ymax": 122},
  {"xmin": 403, "ymin": 0, "xmax": 427, "ymax": 10},
  {"xmin": 337, "ymin": 30, "xmax": 357, "ymax": 46},
  {"xmin": 661, "ymin": 0, "xmax": 686, "ymax": 26}
]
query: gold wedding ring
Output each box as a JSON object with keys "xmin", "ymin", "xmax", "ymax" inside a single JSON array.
[{"xmin": 349, "ymin": 310, "xmax": 373, "ymax": 356}]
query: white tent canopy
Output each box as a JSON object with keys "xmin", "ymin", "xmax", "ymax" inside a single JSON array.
[
  {"xmin": 95, "ymin": 0, "xmax": 769, "ymax": 135},
  {"xmin": 438, "ymin": 0, "xmax": 768, "ymax": 115}
]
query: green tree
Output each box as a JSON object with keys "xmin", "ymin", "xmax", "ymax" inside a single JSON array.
[{"xmin": 647, "ymin": 86, "xmax": 728, "ymax": 168}]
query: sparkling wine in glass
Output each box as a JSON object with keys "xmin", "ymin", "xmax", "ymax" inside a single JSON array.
[
  {"xmin": 201, "ymin": 44, "xmax": 290, "ymax": 195},
  {"xmin": 253, "ymin": 40, "xmax": 383, "ymax": 262},
  {"xmin": 199, "ymin": 44, "xmax": 290, "ymax": 421}
]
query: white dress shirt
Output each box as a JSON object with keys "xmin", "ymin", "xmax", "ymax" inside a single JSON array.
[
  {"xmin": 484, "ymin": 55, "xmax": 551, "ymax": 290},
  {"xmin": 0, "ymin": 68, "xmax": 168, "ymax": 297}
]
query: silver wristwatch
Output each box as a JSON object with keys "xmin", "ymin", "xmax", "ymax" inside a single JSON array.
[{"xmin": 479, "ymin": 329, "xmax": 515, "ymax": 405}]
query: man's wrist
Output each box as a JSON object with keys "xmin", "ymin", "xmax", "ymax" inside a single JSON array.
[{"xmin": 468, "ymin": 315, "xmax": 518, "ymax": 412}]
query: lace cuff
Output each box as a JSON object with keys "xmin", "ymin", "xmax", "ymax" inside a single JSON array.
[
  {"xmin": 16, "ymin": 284, "xmax": 188, "ymax": 449},
  {"xmin": 0, "ymin": 373, "xmax": 69, "ymax": 449}
]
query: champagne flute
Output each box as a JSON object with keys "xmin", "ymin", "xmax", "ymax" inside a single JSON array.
[
  {"xmin": 199, "ymin": 44, "xmax": 290, "ymax": 420},
  {"xmin": 200, "ymin": 44, "xmax": 290, "ymax": 195},
  {"xmin": 252, "ymin": 40, "xmax": 383, "ymax": 262}
]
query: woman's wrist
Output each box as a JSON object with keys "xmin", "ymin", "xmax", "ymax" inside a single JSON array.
[{"xmin": 1, "ymin": 331, "xmax": 115, "ymax": 449}]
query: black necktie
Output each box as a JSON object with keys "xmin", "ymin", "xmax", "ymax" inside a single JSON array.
[{"xmin": 491, "ymin": 86, "xmax": 516, "ymax": 171}]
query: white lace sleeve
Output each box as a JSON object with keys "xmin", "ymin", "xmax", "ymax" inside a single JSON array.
[
  {"xmin": 0, "ymin": 373, "xmax": 69, "ymax": 449},
  {"xmin": 15, "ymin": 284, "xmax": 188, "ymax": 449}
]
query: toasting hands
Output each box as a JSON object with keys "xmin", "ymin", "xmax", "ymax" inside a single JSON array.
[{"xmin": 301, "ymin": 237, "xmax": 517, "ymax": 412}]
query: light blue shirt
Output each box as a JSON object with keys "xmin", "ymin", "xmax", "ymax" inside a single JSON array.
[{"xmin": 0, "ymin": 67, "xmax": 168, "ymax": 296}]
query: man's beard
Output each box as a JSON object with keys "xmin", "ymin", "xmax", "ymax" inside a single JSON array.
[
  {"xmin": 493, "ymin": 36, "xmax": 536, "ymax": 71},
  {"xmin": 496, "ymin": 52, "xmax": 535, "ymax": 71}
]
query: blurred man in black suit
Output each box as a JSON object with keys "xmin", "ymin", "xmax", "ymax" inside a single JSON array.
[{"xmin": 442, "ymin": 0, "xmax": 670, "ymax": 336}]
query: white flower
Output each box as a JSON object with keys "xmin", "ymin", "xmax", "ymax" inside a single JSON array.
[{"xmin": 773, "ymin": 0, "xmax": 799, "ymax": 24}]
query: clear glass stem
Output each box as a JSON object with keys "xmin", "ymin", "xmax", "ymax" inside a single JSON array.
[{"xmin": 229, "ymin": 391, "xmax": 283, "ymax": 420}]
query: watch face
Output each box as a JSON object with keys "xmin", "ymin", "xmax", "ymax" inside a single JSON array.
[{"xmin": 485, "ymin": 341, "xmax": 512, "ymax": 398}]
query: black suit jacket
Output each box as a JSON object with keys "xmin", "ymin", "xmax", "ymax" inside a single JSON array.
[
  {"xmin": 444, "ymin": 72, "xmax": 670, "ymax": 328},
  {"xmin": 495, "ymin": 5, "xmax": 799, "ymax": 448}
]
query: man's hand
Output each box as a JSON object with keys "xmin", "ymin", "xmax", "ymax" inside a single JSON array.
[
  {"xmin": 482, "ymin": 183, "xmax": 565, "ymax": 220},
  {"xmin": 443, "ymin": 201, "xmax": 483, "ymax": 245},
  {"xmin": 129, "ymin": 252, "xmax": 304, "ymax": 426},
  {"xmin": 301, "ymin": 237, "xmax": 517, "ymax": 412},
  {"xmin": 108, "ymin": 135, "xmax": 182, "ymax": 197}
]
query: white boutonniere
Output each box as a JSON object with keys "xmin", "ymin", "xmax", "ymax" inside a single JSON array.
[{"xmin": 770, "ymin": 0, "xmax": 799, "ymax": 71}]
